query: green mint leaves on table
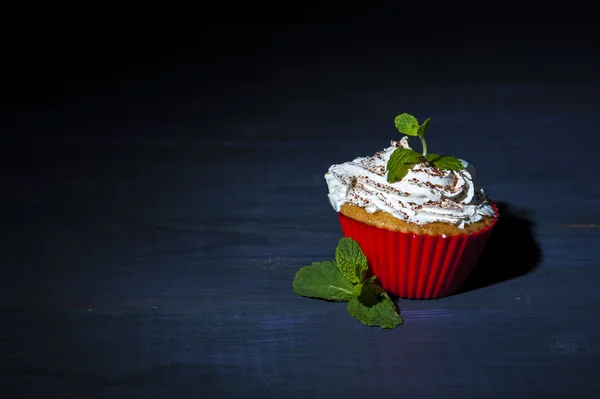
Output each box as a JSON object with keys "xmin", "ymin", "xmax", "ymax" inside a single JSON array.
[
  {"xmin": 335, "ymin": 236, "xmax": 368, "ymax": 284},
  {"xmin": 387, "ymin": 113, "xmax": 465, "ymax": 183},
  {"xmin": 292, "ymin": 237, "xmax": 403, "ymax": 329},
  {"xmin": 292, "ymin": 261, "xmax": 355, "ymax": 301}
]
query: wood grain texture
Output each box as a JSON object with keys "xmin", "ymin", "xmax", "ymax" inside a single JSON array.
[{"xmin": 2, "ymin": 13, "xmax": 600, "ymax": 399}]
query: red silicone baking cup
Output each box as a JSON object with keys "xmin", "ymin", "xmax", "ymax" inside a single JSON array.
[{"xmin": 337, "ymin": 204, "xmax": 498, "ymax": 299}]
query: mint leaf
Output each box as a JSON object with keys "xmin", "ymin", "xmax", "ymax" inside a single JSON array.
[
  {"xmin": 394, "ymin": 113, "xmax": 420, "ymax": 136},
  {"xmin": 347, "ymin": 289, "xmax": 403, "ymax": 329},
  {"xmin": 365, "ymin": 277, "xmax": 385, "ymax": 295},
  {"xmin": 417, "ymin": 117, "xmax": 430, "ymax": 138},
  {"xmin": 386, "ymin": 148, "xmax": 424, "ymax": 183},
  {"xmin": 353, "ymin": 282, "xmax": 364, "ymax": 297},
  {"xmin": 335, "ymin": 237, "xmax": 368, "ymax": 284},
  {"xmin": 394, "ymin": 112, "xmax": 429, "ymax": 157},
  {"xmin": 356, "ymin": 281, "xmax": 379, "ymax": 307},
  {"xmin": 293, "ymin": 261, "xmax": 355, "ymax": 301},
  {"xmin": 356, "ymin": 278, "xmax": 387, "ymax": 307},
  {"xmin": 426, "ymin": 153, "xmax": 465, "ymax": 171},
  {"xmin": 425, "ymin": 153, "xmax": 442, "ymax": 163}
]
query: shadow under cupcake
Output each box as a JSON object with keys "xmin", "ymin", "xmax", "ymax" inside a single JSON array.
[{"xmin": 454, "ymin": 201, "xmax": 542, "ymax": 296}]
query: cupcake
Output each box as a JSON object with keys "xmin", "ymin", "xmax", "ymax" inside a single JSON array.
[{"xmin": 324, "ymin": 113, "xmax": 498, "ymax": 299}]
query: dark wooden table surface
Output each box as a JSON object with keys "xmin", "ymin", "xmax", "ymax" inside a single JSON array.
[{"xmin": 2, "ymin": 12, "xmax": 600, "ymax": 398}]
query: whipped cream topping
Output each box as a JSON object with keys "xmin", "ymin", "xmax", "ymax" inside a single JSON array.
[{"xmin": 324, "ymin": 137, "xmax": 495, "ymax": 228}]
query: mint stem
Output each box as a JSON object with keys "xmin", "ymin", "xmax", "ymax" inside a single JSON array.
[{"xmin": 420, "ymin": 136, "xmax": 427, "ymax": 157}]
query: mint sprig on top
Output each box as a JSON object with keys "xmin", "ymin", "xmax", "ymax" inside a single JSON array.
[
  {"xmin": 293, "ymin": 237, "xmax": 402, "ymax": 329},
  {"xmin": 386, "ymin": 113, "xmax": 465, "ymax": 183}
]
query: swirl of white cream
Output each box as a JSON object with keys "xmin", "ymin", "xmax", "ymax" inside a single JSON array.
[{"xmin": 324, "ymin": 137, "xmax": 495, "ymax": 228}]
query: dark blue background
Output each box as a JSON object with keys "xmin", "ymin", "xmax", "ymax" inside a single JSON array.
[{"xmin": 2, "ymin": 8, "xmax": 600, "ymax": 398}]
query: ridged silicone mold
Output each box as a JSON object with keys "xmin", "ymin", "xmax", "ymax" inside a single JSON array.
[{"xmin": 337, "ymin": 205, "xmax": 498, "ymax": 299}]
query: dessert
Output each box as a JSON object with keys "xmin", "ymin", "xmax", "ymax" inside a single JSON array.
[{"xmin": 324, "ymin": 113, "xmax": 498, "ymax": 299}]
